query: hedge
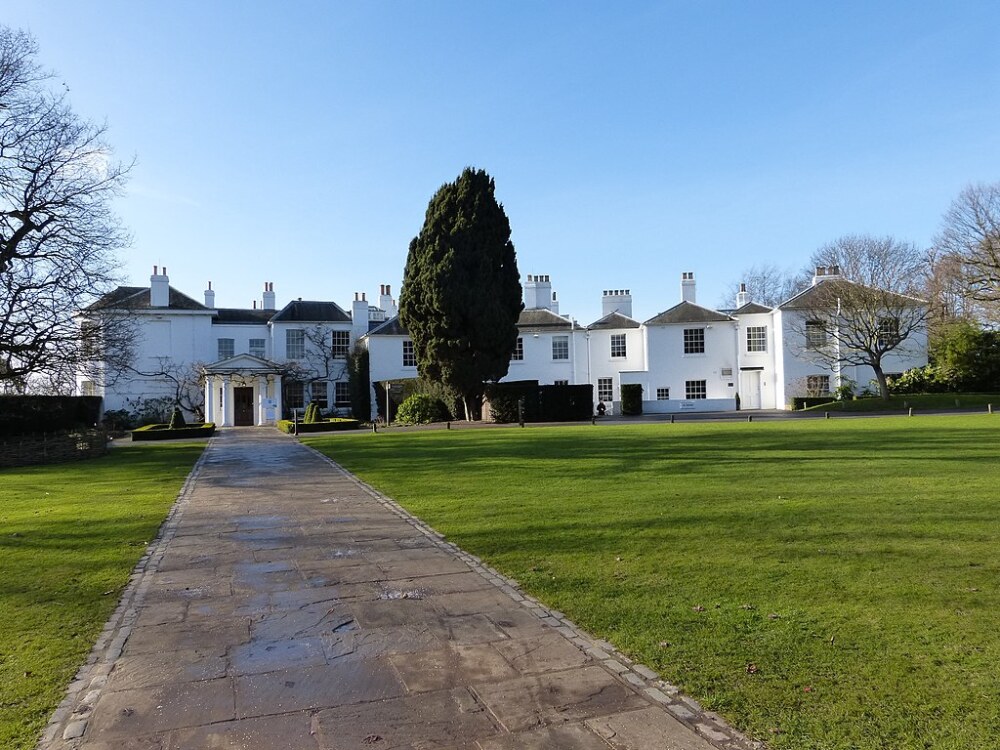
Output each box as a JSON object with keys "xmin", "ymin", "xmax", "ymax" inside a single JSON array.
[
  {"xmin": 484, "ymin": 381, "xmax": 593, "ymax": 423},
  {"xmin": 0, "ymin": 395, "xmax": 103, "ymax": 437},
  {"xmin": 620, "ymin": 384, "xmax": 643, "ymax": 415},
  {"xmin": 131, "ymin": 423, "xmax": 216, "ymax": 441},
  {"xmin": 791, "ymin": 397, "xmax": 837, "ymax": 410},
  {"xmin": 276, "ymin": 418, "xmax": 361, "ymax": 434}
]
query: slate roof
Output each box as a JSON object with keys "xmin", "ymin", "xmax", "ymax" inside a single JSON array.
[
  {"xmin": 366, "ymin": 317, "xmax": 408, "ymax": 336},
  {"xmin": 644, "ymin": 301, "xmax": 733, "ymax": 326},
  {"xmin": 517, "ymin": 309, "xmax": 582, "ymax": 330},
  {"xmin": 588, "ymin": 311, "xmax": 641, "ymax": 330},
  {"xmin": 212, "ymin": 308, "xmax": 275, "ymax": 324},
  {"xmin": 731, "ymin": 302, "xmax": 773, "ymax": 315},
  {"xmin": 270, "ymin": 300, "xmax": 351, "ymax": 323},
  {"xmin": 86, "ymin": 286, "xmax": 208, "ymax": 311},
  {"xmin": 777, "ymin": 278, "xmax": 925, "ymax": 310}
]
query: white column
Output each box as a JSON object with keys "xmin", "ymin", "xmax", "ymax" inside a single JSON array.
[
  {"xmin": 220, "ymin": 377, "xmax": 230, "ymax": 427},
  {"xmin": 273, "ymin": 375, "xmax": 282, "ymax": 421},
  {"xmin": 257, "ymin": 376, "xmax": 266, "ymax": 425},
  {"xmin": 204, "ymin": 375, "xmax": 214, "ymax": 424}
]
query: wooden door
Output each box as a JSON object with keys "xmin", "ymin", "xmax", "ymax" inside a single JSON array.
[{"xmin": 234, "ymin": 386, "xmax": 255, "ymax": 426}]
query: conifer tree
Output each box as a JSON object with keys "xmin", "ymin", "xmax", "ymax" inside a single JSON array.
[{"xmin": 399, "ymin": 168, "xmax": 523, "ymax": 420}]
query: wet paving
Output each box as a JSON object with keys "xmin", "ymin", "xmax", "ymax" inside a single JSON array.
[{"xmin": 41, "ymin": 428, "xmax": 754, "ymax": 750}]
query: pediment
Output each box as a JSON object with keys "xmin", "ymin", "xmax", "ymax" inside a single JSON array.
[{"xmin": 202, "ymin": 354, "xmax": 284, "ymax": 373}]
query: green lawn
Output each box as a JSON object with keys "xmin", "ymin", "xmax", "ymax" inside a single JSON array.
[
  {"xmin": 307, "ymin": 416, "xmax": 1000, "ymax": 750},
  {"xmin": 0, "ymin": 442, "xmax": 205, "ymax": 750}
]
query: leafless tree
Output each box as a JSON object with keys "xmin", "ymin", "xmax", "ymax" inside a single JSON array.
[
  {"xmin": 0, "ymin": 26, "xmax": 133, "ymax": 391},
  {"xmin": 787, "ymin": 235, "xmax": 929, "ymax": 399},
  {"xmin": 933, "ymin": 182, "xmax": 1000, "ymax": 316},
  {"xmin": 722, "ymin": 263, "xmax": 807, "ymax": 308}
]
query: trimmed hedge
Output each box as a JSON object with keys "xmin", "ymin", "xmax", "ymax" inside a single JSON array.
[
  {"xmin": 484, "ymin": 381, "xmax": 593, "ymax": 423},
  {"xmin": 0, "ymin": 395, "xmax": 103, "ymax": 437},
  {"xmin": 131, "ymin": 423, "xmax": 216, "ymax": 441},
  {"xmin": 620, "ymin": 384, "xmax": 643, "ymax": 415},
  {"xmin": 276, "ymin": 418, "xmax": 361, "ymax": 434},
  {"xmin": 791, "ymin": 397, "xmax": 837, "ymax": 410}
]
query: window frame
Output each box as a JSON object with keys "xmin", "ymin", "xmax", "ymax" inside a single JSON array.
[
  {"xmin": 286, "ymin": 329, "xmax": 305, "ymax": 359},
  {"xmin": 685, "ymin": 379, "xmax": 707, "ymax": 399},
  {"xmin": 807, "ymin": 374, "xmax": 831, "ymax": 396},
  {"xmin": 805, "ymin": 320, "xmax": 827, "ymax": 349},
  {"xmin": 552, "ymin": 335, "xmax": 569, "ymax": 361},
  {"xmin": 511, "ymin": 337, "xmax": 524, "ymax": 361},
  {"xmin": 402, "ymin": 339, "xmax": 416, "ymax": 367},
  {"xmin": 656, "ymin": 387, "xmax": 670, "ymax": 401},
  {"xmin": 334, "ymin": 381, "xmax": 351, "ymax": 407},
  {"xmin": 217, "ymin": 338, "xmax": 235, "ymax": 360},
  {"xmin": 310, "ymin": 381, "xmax": 329, "ymax": 410},
  {"xmin": 683, "ymin": 328, "xmax": 705, "ymax": 355},
  {"xmin": 331, "ymin": 330, "xmax": 350, "ymax": 359},
  {"xmin": 610, "ymin": 333, "xmax": 627, "ymax": 358},
  {"xmin": 597, "ymin": 377, "xmax": 613, "ymax": 402},
  {"xmin": 248, "ymin": 338, "xmax": 266, "ymax": 358},
  {"xmin": 746, "ymin": 326, "xmax": 767, "ymax": 353}
]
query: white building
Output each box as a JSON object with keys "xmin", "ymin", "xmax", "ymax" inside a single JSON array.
[{"xmin": 81, "ymin": 265, "xmax": 928, "ymax": 424}]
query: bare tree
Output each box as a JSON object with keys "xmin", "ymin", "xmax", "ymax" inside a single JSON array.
[
  {"xmin": 721, "ymin": 263, "xmax": 807, "ymax": 308},
  {"xmin": 0, "ymin": 26, "xmax": 133, "ymax": 391},
  {"xmin": 786, "ymin": 235, "xmax": 929, "ymax": 399},
  {"xmin": 934, "ymin": 182, "xmax": 1000, "ymax": 314}
]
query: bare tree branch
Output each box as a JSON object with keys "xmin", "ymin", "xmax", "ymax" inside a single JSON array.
[{"xmin": 934, "ymin": 182, "xmax": 1000, "ymax": 310}]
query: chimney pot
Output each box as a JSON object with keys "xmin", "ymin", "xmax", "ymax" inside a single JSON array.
[
  {"xmin": 153, "ymin": 265, "xmax": 158, "ymax": 275},
  {"xmin": 163, "ymin": 266, "xmax": 167, "ymax": 275}
]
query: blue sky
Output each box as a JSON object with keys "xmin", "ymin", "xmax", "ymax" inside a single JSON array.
[{"xmin": 8, "ymin": 2, "xmax": 1000, "ymax": 323}]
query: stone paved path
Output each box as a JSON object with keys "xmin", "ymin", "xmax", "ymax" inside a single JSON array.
[{"xmin": 42, "ymin": 429, "xmax": 756, "ymax": 750}]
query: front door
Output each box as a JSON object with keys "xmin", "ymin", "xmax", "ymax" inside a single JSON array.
[
  {"xmin": 234, "ymin": 386, "xmax": 255, "ymax": 426},
  {"xmin": 740, "ymin": 370, "xmax": 762, "ymax": 410}
]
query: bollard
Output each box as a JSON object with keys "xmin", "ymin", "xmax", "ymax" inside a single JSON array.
[
  {"xmin": 670, "ymin": 414, "xmax": 675, "ymax": 424},
  {"xmin": 989, "ymin": 404, "xmax": 993, "ymax": 414},
  {"xmin": 447, "ymin": 421, "xmax": 451, "ymax": 430},
  {"xmin": 825, "ymin": 411, "xmax": 830, "ymax": 419},
  {"xmin": 747, "ymin": 415, "xmax": 752, "ymax": 423},
  {"xmin": 371, "ymin": 422, "xmax": 377, "ymax": 433},
  {"xmin": 591, "ymin": 416, "xmax": 596, "ymax": 425},
  {"xmin": 908, "ymin": 407, "xmax": 914, "ymax": 417}
]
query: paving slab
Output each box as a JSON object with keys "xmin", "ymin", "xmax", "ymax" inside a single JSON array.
[{"xmin": 41, "ymin": 428, "xmax": 754, "ymax": 750}]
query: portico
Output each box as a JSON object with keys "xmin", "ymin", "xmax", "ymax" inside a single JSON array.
[{"xmin": 202, "ymin": 355, "xmax": 284, "ymax": 427}]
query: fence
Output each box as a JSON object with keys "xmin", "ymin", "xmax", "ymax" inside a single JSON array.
[{"xmin": 0, "ymin": 429, "xmax": 108, "ymax": 468}]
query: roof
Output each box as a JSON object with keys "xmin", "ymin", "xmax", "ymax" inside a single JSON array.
[
  {"xmin": 645, "ymin": 301, "xmax": 733, "ymax": 326},
  {"xmin": 517, "ymin": 309, "xmax": 581, "ymax": 330},
  {"xmin": 731, "ymin": 302, "xmax": 773, "ymax": 315},
  {"xmin": 86, "ymin": 285, "xmax": 208, "ymax": 312},
  {"xmin": 212, "ymin": 308, "xmax": 274, "ymax": 324},
  {"xmin": 366, "ymin": 316, "xmax": 408, "ymax": 336},
  {"xmin": 270, "ymin": 300, "xmax": 351, "ymax": 323},
  {"xmin": 588, "ymin": 311, "xmax": 641, "ymax": 330},
  {"xmin": 778, "ymin": 278, "xmax": 926, "ymax": 310}
]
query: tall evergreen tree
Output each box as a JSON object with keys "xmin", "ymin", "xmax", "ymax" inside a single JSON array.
[{"xmin": 399, "ymin": 168, "xmax": 523, "ymax": 420}]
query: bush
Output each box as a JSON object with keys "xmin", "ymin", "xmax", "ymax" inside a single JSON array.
[
  {"xmin": 488, "ymin": 392, "xmax": 522, "ymax": 423},
  {"xmin": 101, "ymin": 409, "xmax": 135, "ymax": 431},
  {"xmin": 303, "ymin": 402, "xmax": 321, "ymax": 424},
  {"xmin": 620, "ymin": 384, "xmax": 643, "ymax": 415},
  {"xmin": 791, "ymin": 396, "xmax": 837, "ymax": 410},
  {"xmin": 168, "ymin": 406, "xmax": 186, "ymax": 429},
  {"xmin": 395, "ymin": 393, "xmax": 449, "ymax": 425},
  {"xmin": 538, "ymin": 384, "xmax": 593, "ymax": 421},
  {"xmin": 0, "ymin": 396, "xmax": 103, "ymax": 437}
]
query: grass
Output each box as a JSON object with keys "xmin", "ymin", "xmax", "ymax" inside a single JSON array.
[
  {"xmin": 306, "ymin": 415, "xmax": 1000, "ymax": 749},
  {"xmin": 803, "ymin": 392, "xmax": 999, "ymax": 412},
  {"xmin": 0, "ymin": 442, "xmax": 205, "ymax": 750}
]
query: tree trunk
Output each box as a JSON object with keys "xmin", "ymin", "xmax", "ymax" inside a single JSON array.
[{"xmin": 872, "ymin": 363, "xmax": 890, "ymax": 400}]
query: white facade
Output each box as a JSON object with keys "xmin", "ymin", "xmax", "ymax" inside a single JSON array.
[{"xmin": 82, "ymin": 266, "xmax": 929, "ymax": 424}]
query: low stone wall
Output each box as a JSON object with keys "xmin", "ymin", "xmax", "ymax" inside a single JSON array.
[{"xmin": 0, "ymin": 429, "xmax": 108, "ymax": 468}]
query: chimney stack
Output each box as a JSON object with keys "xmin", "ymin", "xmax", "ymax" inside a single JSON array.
[
  {"xmin": 351, "ymin": 292, "xmax": 370, "ymax": 342},
  {"xmin": 602, "ymin": 289, "xmax": 633, "ymax": 318},
  {"xmin": 262, "ymin": 282, "xmax": 276, "ymax": 310},
  {"xmin": 150, "ymin": 265, "xmax": 169, "ymax": 307},
  {"xmin": 379, "ymin": 283, "xmax": 397, "ymax": 317},
  {"xmin": 680, "ymin": 272, "xmax": 696, "ymax": 304},
  {"xmin": 736, "ymin": 282, "xmax": 749, "ymax": 308},
  {"xmin": 524, "ymin": 274, "xmax": 555, "ymax": 311},
  {"xmin": 204, "ymin": 281, "xmax": 215, "ymax": 308}
]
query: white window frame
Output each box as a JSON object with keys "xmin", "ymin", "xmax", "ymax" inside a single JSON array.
[
  {"xmin": 511, "ymin": 337, "xmax": 524, "ymax": 361},
  {"xmin": 402, "ymin": 339, "xmax": 416, "ymax": 367},
  {"xmin": 807, "ymin": 374, "xmax": 831, "ymax": 395},
  {"xmin": 685, "ymin": 380, "xmax": 707, "ymax": 399},
  {"xmin": 248, "ymin": 338, "xmax": 266, "ymax": 358},
  {"xmin": 286, "ymin": 329, "xmax": 305, "ymax": 359},
  {"xmin": 310, "ymin": 381, "xmax": 329, "ymax": 410},
  {"xmin": 683, "ymin": 328, "xmax": 705, "ymax": 355},
  {"xmin": 656, "ymin": 387, "xmax": 670, "ymax": 400},
  {"xmin": 331, "ymin": 330, "xmax": 350, "ymax": 358},
  {"xmin": 334, "ymin": 381, "xmax": 351, "ymax": 407},
  {"xmin": 805, "ymin": 321, "xmax": 827, "ymax": 349},
  {"xmin": 746, "ymin": 326, "xmax": 767, "ymax": 353},
  {"xmin": 597, "ymin": 377, "xmax": 613, "ymax": 402},
  {"xmin": 217, "ymin": 338, "xmax": 235, "ymax": 360},
  {"xmin": 610, "ymin": 333, "xmax": 626, "ymax": 358},
  {"xmin": 552, "ymin": 335, "xmax": 569, "ymax": 361}
]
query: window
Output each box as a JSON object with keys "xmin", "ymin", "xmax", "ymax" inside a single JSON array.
[
  {"xmin": 80, "ymin": 380, "xmax": 97, "ymax": 397},
  {"xmin": 610, "ymin": 333, "xmax": 627, "ymax": 358},
  {"xmin": 402, "ymin": 339, "xmax": 416, "ymax": 367},
  {"xmin": 805, "ymin": 321, "xmax": 827, "ymax": 349},
  {"xmin": 746, "ymin": 326, "xmax": 767, "ymax": 352},
  {"xmin": 685, "ymin": 380, "xmax": 707, "ymax": 399},
  {"xmin": 217, "ymin": 338, "xmax": 234, "ymax": 359},
  {"xmin": 334, "ymin": 381, "xmax": 350, "ymax": 407},
  {"xmin": 511, "ymin": 337, "xmax": 524, "ymax": 361},
  {"xmin": 80, "ymin": 321, "xmax": 101, "ymax": 359},
  {"xmin": 683, "ymin": 328, "xmax": 705, "ymax": 354},
  {"xmin": 310, "ymin": 381, "xmax": 329, "ymax": 410},
  {"xmin": 284, "ymin": 381, "xmax": 305, "ymax": 410},
  {"xmin": 878, "ymin": 317, "xmax": 900, "ymax": 346},
  {"xmin": 597, "ymin": 378, "xmax": 613, "ymax": 401},
  {"xmin": 331, "ymin": 330, "xmax": 350, "ymax": 358},
  {"xmin": 656, "ymin": 387, "xmax": 670, "ymax": 400},
  {"xmin": 720, "ymin": 367, "xmax": 733, "ymax": 377},
  {"xmin": 249, "ymin": 338, "xmax": 266, "ymax": 358},
  {"xmin": 552, "ymin": 335, "xmax": 569, "ymax": 360},
  {"xmin": 554, "ymin": 379, "xmax": 569, "ymax": 386},
  {"xmin": 286, "ymin": 329, "xmax": 305, "ymax": 359},
  {"xmin": 807, "ymin": 375, "xmax": 831, "ymax": 396}
]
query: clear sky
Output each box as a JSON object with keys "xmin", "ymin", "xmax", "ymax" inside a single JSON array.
[{"xmin": 7, "ymin": 1, "xmax": 1000, "ymax": 323}]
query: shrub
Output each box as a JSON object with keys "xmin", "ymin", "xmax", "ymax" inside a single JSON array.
[
  {"xmin": 131, "ymin": 423, "xmax": 215, "ymax": 441},
  {"xmin": 488, "ymin": 392, "xmax": 521, "ymax": 423},
  {"xmin": 620, "ymin": 384, "xmax": 643, "ymax": 415},
  {"xmin": 168, "ymin": 406, "xmax": 186, "ymax": 429},
  {"xmin": 303, "ymin": 402, "xmax": 321, "ymax": 424},
  {"xmin": 276, "ymin": 418, "xmax": 360, "ymax": 434},
  {"xmin": 101, "ymin": 409, "xmax": 135, "ymax": 432},
  {"xmin": 395, "ymin": 393, "xmax": 449, "ymax": 425},
  {"xmin": 0, "ymin": 396, "xmax": 102, "ymax": 437}
]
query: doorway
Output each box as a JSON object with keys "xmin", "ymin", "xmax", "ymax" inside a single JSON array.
[
  {"xmin": 740, "ymin": 370, "xmax": 762, "ymax": 410},
  {"xmin": 234, "ymin": 386, "xmax": 255, "ymax": 426}
]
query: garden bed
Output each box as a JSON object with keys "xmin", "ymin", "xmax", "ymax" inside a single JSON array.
[
  {"xmin": 130, "ymin": 423, "xmax": 216, "ymax": 441},
  {"xmin": 276, "ymin": 418, "xmax": 360, "ymax": 434}
]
